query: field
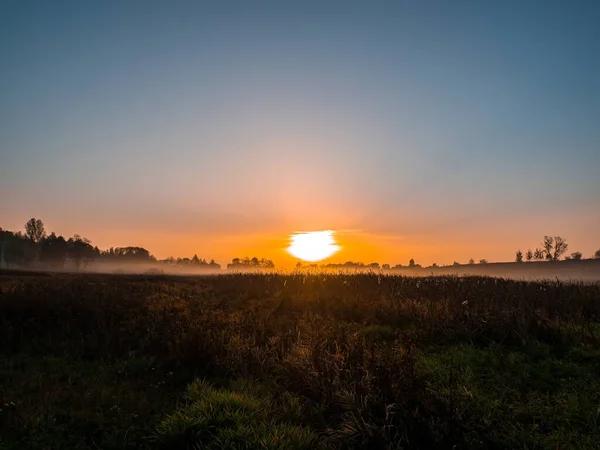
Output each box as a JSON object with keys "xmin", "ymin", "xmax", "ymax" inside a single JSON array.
[{"xmin": 1, "ymin": 271, "xmax": 599, "ymax": 449}]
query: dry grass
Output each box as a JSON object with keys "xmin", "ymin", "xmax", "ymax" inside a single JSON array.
[{"xmin": 1, "ymin": 272, "xmax": 599, "ymax": 449}]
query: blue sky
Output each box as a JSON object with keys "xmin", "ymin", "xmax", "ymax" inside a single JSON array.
[{"xmin": 1, "ymin": 1, "xmax": 599, "ymax": 264}]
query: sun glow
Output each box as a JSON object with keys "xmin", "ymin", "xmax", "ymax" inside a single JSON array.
[{"xmin": 286, "ymin": 230, "xmax": 340, "ymax": 262}]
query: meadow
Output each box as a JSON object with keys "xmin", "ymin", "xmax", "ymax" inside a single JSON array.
[{"xmin": 0, "ymin": 271, "xmax": 599, "ymax": 449}]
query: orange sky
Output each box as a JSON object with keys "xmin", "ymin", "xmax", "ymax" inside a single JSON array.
[
  {"xmin": 5, "ymin": 206, "xmax": 597, "ymax": 269},
  {"xmin": 2, "ymin": 1, "xmax": 599, "ymax": 270}
]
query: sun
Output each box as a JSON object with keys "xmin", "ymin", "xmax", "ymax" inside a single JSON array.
[{"xmin": 286, "ymin": 230, "xmax": 340, "ymax": 262}]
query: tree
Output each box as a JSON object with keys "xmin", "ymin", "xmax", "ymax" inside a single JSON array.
[
  {"xmin": 570, "ymin": 251, "xmax": 582, "ymax": 261},
  {"xmin": 534, "ymin": 248, "xmax": 544, "ymax": 261},
  {"xmin": 67, "ymin": 235, "xmax": 95, "ymax": 271},
  {"xmin": 40, "ymin": 232, "xmax": 68, "ymax": 267},
  {"xmin": 552, "ymin": 236, "xmax": 568, "ymax": 261},
  {"xmin": 542, "ymin": 236, "xmax": 554, "ymax": 260},
  {"xmin": 113, "ymin": 247, "xmax": 154, "ymax": 262},
  {"xmin": 0, "ymin": 227, "xmax": 12, "ymax": 269},
  {"xmin": 0, "ymin": 227, "xmax": 8, "ymax": 269},
  {"xmin": 479, "ymin": 259, "xmax": 488, "ymax": 264},
  {"xmin": 24, "ymin": 218, "xmax": 46, "ymax": 243},
  {"xmin": 468, "ymin": 258, "xmax": 475, "ymax": 265},
  {"xmin": 382, "ymin": 264, "xmax": 390, "ymax": 270},
  {"xmin": 227, "ymin": 257, "xmax": 274, "ymax": 270},
  {"xmin": 525, "ymin": 249, "xmax": 533, "ymax": 262},
  {"xmin": 515, "ymin": 250, "xmax": 523, "ymax": 263},
  {"xmin": 453, "ymin": 261, "xmax": 461, "ymax": 266},
  {"xmin": 408, "ymin": 259, "xmax": 416, "ymax": 267},
  {"xmin": 595, "ymin": 249, "xmax": 600, "ymax": 259}
]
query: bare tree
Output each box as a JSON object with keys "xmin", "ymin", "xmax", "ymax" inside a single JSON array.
[
  {"xmin": 552, "ymin": 236, "xmax": 568, "ymax": 261},
  {"xmin": 515, "ymin": 250, "xmax": 523, "ymax": 263},
  {"xmin": 534, "ymin": 248, "xmax": 544, "ymax": 261},
  {"xmin": 542, "ymin": 236, "xmax": 554, "ymax": 260},
  {"xmin": 525, "ymin": 249, "xmax": 533, "ymax": 262},
  {"xmin": 24, "ymin": 218, "xmax": 46, "ymax": 243}
]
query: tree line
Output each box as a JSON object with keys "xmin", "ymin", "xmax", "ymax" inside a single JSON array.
[
  {"xmin": 296, "ymin": 235, "xmax": 600, "ymax": 271},
  {"xmin": 0, "ymin": 218, "xmax": 277, "ymax": 271},
  {"xmin": 515, "ymin": 236, "xmax": 599, "ymax": 263},
  {"xmin": 2, "ymin": 220, "xmax": 598, "ymax": 272},
  {"xmin": 0, "ymin": 219, "xmax": 162, "ymax": 270}
]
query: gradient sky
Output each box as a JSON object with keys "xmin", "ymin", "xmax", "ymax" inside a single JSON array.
[{"xmin": 1, "ymin": 1, "xmax": 599, "ymax": 267}]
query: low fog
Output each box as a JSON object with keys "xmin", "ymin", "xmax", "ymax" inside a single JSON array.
[{"xmin": 4, "ymin": 259, "xmax": 600, "ymax": 283}]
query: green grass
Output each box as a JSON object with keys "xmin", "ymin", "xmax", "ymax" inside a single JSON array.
[
  {"xmin": 0, "ymin": 272, "xmax": 599, "ymax": 449},
  {"xmin": 416, "ymin": 343, "xmax": 600, "ymax": 448},
  {"xmin": 154, "ymin": 379, "xmax": 317, "ymax": 449}
]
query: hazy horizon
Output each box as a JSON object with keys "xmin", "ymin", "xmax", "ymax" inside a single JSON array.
[{"xmin": 2, "ymin": 1, "xmax": 599, "ymax": 267}]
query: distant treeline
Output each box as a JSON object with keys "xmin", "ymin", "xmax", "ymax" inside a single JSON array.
[
  {"xmin": 0, "ymin": 218, "xmax": 273, "ymax": 271},
  {"xmin": 2, "ymin": 219, "xmax": 598, "ymax": 273},
  {"xmin": 297, "ymin": 236, "xmax": 600, "ymax": 271}
]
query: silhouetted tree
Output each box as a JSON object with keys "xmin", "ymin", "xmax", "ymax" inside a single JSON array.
[
  {"xmin": 367, "ymin": 262, "xmax": 380, "ymax": 269},
  {"xmin": 479, "ymin": 259, "xmax": 488, "ymax": 264},
  {"xmin": 534, "ymin": 248, "xmax": 544, "ymax": 261},
  {"xmin": 542, "ymin": 236, "xmax": 554, "ymax": 260},
  {"xmin": 67, "ymin": 235, "xmax": 95, "ymax": 272},
  {"xmin": 113, "ymin": 246, "xmax": 155, "ymax": 262},
  {"xmin": 468, "ymin": 258, "xmax": 475, "ymax": 265},
  {"xmin": 160, "ymin": 257, "xmax": 176, "ymax": 264},
  {"xmin": 227, "ymin": 257, "xmax": 274, "ymax": 270},
  {"xmin": 24, "ymin": 218, "xmax": 46, "ymax": 243},
  {"xmin": 515, "ymin": 250, "xmax": 523, "ymax": 263},
  {"xmin": 1, "ymin": 231, "xmax": 15, "ymax": 268},
  {"xmin": 453, "ymin": 261, "xmax": 460, "ymax": 266},
  {"xmin": 541, "ymin": 236, "xmax": 568, "ymax": 261},
  {"xmin": 2, "ymin": 231, "xmax": 37, "ymax": 267},
  {"xmin": 525, "ymin": 249, "xmax": 533, "ymax": 262},
  {"xmin": 382, "ymin": 264, "xmax": 390, "ymax": 270},
  {"xmin": 40, "ymin": 232, "xmax": 68, "ymax": 267},
  {"xmin": 595, "ymin": 249, "xmax": 600, "ymax": 259},
  {"xmin": 552, "ymin": 236, "xmax": 568, "ymax": 261},
  {"xmin": 570, "ymin": 251, "xmax": 582, "ymax": 261},
  {"xmin": 409, "ymin": 259, "xmax": 415, "ymax": 267},
  {"xmin": 0, "ymin": 227, "xmax": 8, "ymax": 269}
]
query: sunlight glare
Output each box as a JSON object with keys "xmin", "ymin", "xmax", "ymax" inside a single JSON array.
[{"xmin": 286, "ymin": 230, "xmax": 340, "ymax": 262}]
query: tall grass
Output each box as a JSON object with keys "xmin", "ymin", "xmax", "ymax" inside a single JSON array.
[{"xmin": 1, "ymin": 273, "xmax": 599, "ymax": 449}]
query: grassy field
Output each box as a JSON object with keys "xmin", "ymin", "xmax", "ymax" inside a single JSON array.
[{"xmin": 0, "ymin": 271, "xmax": 599, "ymax": 449}]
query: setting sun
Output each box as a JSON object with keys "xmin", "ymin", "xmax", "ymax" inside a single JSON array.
[{"xmin": 286, "ymin": 230, "xmax": 340, "ymax": 262}]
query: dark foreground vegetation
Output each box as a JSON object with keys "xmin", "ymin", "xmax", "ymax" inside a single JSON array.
[{"xmin": 1, "ymin": 272, "xmax": 599, "ymax": 449}]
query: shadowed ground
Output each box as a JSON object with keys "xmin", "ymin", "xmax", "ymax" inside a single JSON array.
[{"xmin": 1, "ymin": 272, "xmax": 599, "ymax": 449}]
